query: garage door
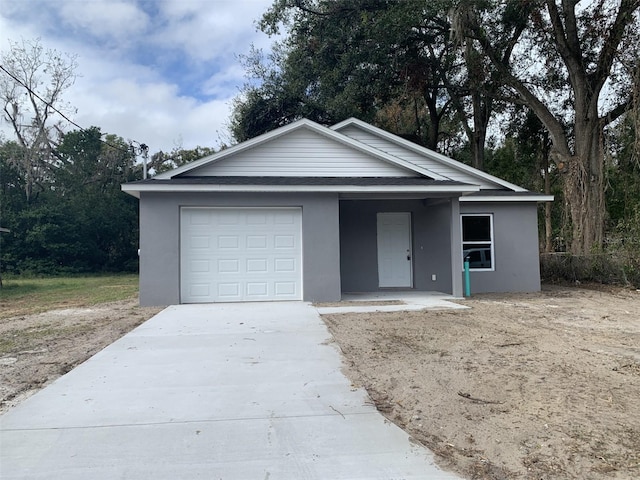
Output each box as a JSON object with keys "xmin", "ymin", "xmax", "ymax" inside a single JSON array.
[{"xmin": 180, "ymin": 207, "xmax": 302, "ymax": 303}]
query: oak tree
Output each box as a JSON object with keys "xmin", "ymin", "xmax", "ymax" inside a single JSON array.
[{"xmin": 452, "ymin": 0, "xmax": 640, "ymax": 253}]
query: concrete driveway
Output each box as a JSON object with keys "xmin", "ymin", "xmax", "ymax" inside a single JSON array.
[{"xmin": 0, "ymin": 302, "xmax": 459, "ymax": 479}]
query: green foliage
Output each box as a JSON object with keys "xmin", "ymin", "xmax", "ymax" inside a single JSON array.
[
  {"xmin": 0, "ymin": 127, "xmax": 141, "ymax": 275},
  {"xmin": 231, "ymin": 0, "xmax": 461, "ymax": 148},
  {"xmin": 149, "ymin": 145, "xmax": 217, "ymax": 174},
  {"xmin": 606, "ymin": 114, "xmax": 640, "ymax": 226},
  {"xmin": 604, "ymin": 113, "xmax": 640, "ymax": 282}
]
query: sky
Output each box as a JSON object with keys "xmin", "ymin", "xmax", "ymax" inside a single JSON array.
[{"xmin": 0, "ymin": 0, "xmax": 278, "ymax": 154}]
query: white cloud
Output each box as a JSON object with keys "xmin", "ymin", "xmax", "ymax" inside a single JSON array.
[
  {"xmin": 153, "ymin": 0, "xmax": 274, "ymax": 62},
  {"xmin": 0, "ymin": 0, "xmax": 277, "ymax": 154},
  {"xmin": 69, "ymin": 57, "xmax": 233, "ymax": 151},
  {"xmin": 202, "ymin": 64, "xmax": 247, "ymax": 97},
  {"xmin": 58, "ymin": 0, "xmax": 149, "ymax": 41}
]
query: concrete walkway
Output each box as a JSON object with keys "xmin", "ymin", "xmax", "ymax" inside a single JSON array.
[
  {"xmin": 316, "ymin": 291, "xmax": 468, "ymax": 314},
  {"xmin": 0, "ymin": 302, "xmax": 459, "ymax": 479}
]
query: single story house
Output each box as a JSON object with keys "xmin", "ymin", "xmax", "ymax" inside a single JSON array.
[{"xmin": 122, "ymin": 118, "xmax": 552, "ymax": 306}]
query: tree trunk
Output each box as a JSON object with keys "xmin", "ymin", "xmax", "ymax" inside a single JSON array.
[
  {"xmin": 559, "ymin": 117, "xmax": 606, "ymax": 253},
  {"xmin": 543, "ymin": 145, "xmax": 553, "ymax": 253},
  {"xmin": 424, "ymin": 91, "xmax": 440, "ymax": 150},
  {"xmin": 470, "ymin": 90, "xmax": 490, "ymax": 170}
]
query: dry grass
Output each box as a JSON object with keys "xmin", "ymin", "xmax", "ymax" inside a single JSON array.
[{"xmin": 0, "ymin": 275, "xmax": 139, "ymax": 319}]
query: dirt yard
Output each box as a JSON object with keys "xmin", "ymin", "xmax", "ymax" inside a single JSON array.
[
  {"xmin": 0, "ymin": 299, "xmax": 161, "ymax": 414},
  {"xmin": 324, "ymin": 285, "xmax": 640, "ymax": 479},
  {"xmin": 1, "ymin": 286, "xmax": 638, "ymax": 479}
]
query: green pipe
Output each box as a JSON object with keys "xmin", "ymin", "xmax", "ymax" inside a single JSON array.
[{"xmin": 464, "ymin": 259, "xmax": 471, "ymax": 297}]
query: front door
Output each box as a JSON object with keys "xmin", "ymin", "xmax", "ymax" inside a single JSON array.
[{"xmin": 376, "ymin": 212, "xmax": 412, "ymax": 288}]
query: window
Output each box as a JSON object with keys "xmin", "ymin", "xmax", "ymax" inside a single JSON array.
[{"xmin": 461, "ymin": 214, "xmax": 494, "ymax": 270}]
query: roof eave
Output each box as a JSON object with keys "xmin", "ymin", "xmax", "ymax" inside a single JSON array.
[
  {"xmin": 331, "ymin": 118, "xmax": 529, "ymax": 193},
  {"xmin": 121, "ymin": 183, "xmax": 481, "ymax": 198},
  {"xmin": 459, "ymin": 194, "xmax": 555, "ymax": 202}
]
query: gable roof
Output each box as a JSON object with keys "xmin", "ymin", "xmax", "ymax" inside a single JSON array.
[
  {"xmin": 154, "ymin": 118, "xmax": 446, "ymax": 180},
  {"xmin": 123, "ymin": 117, "xmax": 552, "ymax": 202},
  {"xmin": 331, "ymin": 118, "xmax": 528, "ymax": 192}
]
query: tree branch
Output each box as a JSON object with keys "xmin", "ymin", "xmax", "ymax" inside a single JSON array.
[
  {"xmin": 545, "ymin": 0, "xmax": 586, "ymax": 89},
  {"xmin": 292, "ymin": 0, "xmax": 358, "ymax": 17},
  {"xmin": 592, "ymin": 0, "xmax": 640, "ymax": 93},
  {"xmin": 465, "ymin": 13, "xmax": 572, "ymax": 157},
  {"xmin": 600, "ymin": 99, "xmax": 632, "ymax": 127}
]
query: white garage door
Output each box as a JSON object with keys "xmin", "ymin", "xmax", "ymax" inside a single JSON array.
[{"xmin": 180, "ymin": 207, "xmax": 302, "ymax": 303}]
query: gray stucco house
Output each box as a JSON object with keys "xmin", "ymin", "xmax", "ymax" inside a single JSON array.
[{"xmin": 122, "ymin": 118, "xmax": 552, "ymax": 306}]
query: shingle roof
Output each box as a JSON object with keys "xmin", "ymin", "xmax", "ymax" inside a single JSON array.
[{"xmin": 127, "ymin": 176, "xmax": 473, "ymax": 187}]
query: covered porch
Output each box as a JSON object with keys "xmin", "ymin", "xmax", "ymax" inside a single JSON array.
[{"xmin": 338, "ymin": 196, "xmax": 464, "ymax": 298}]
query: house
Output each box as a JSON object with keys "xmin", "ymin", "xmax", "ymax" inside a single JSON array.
[{"xmin": 122, "ymin": 118, "xmax": 552, "ymax": 306}]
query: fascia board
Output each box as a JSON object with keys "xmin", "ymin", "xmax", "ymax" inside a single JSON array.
[
  {"xmin": 459, "ymin": 195, "xmax": 555, "ymax": 202},
  {"xmin": 121, "ymin": 183, "xmax": 481, "ymax": 196},
  {"xmin": 155, "ymin": 118, "xmax": 446, "ymax": 181},
  {"xmin": 332, "ymin": 118, "xmax": 528, "ymax": 192}
]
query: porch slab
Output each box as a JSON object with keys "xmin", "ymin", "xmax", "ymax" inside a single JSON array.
[{"xmin": 315, "ymin": 291, "xmax": 468, "ymax": 314}]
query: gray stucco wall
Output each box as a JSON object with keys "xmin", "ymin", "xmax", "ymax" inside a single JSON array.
[
  {"xmin": 138, "ymin": 192, "xmax": 341, "ymax": 305},
  {"xmin": 460, "ymin": 202, "xmax": 542, "ymax": 293},
  {"xmin": 339, "ymin": 199, "xmax": 456, "ymax": 294}
]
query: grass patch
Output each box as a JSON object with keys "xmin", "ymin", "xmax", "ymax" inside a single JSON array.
[
  {"xmin": 0, "ymin": 275, "xmax": 139, "ymax": 319},
  {"xmin": 0, "ymin": 323, "xmax": 97, "ymax": 355}
]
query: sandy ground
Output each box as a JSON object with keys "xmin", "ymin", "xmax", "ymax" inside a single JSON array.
[
  {"xmin": 1, "ymin": 286, "xmax": 639, "ymax": 479},
  {"xmin": 324, "ymin": 285, "xmax": 640, "ymax": 479},
  {"xmin": 0, "ymin": 299, "xmax": 161, "ymax": 414}
]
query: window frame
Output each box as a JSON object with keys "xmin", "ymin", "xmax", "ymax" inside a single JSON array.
[{"xmin": 461, "ymin": 213, "xmax": 495, "ymax": 272}]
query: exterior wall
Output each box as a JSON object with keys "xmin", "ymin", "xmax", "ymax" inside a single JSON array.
[
  {"xmin": 184, "ymin": 128, "xmax": 415, "ymax": 177},
  {"xmin": 460, "ymin": 202, "xmax": 542, "ymax": 293},
  {"xmin": 449, "ymin": 199, "xmax": 464, "ymax": 297},
  {"xmin": 138, "ymin": 192, "xmax": 341, "ymax": 306},
  {"xmin": 339, "ymin": 199, "xmax": 455, "ymax": 294}
]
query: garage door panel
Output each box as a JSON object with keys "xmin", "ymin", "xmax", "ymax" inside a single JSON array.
[
  {"xmin": 275, "ymin": 209, "xmax": 295, "ymax": 221},
  {"xmin": 181, "ymin": 207, "xmax": 302, "ymax": 303},
  {"xmin": 246, "ymin": 282, "xmax": 268, "ymax": 296},
  {"xmin": 275, "ymin": 282, "xmax": 296, "ymax": 296},
  {"xmin": 189, "ymin": 236, "xmax": 210, "ymax": 249},
  {"xmin": 274, "ymin": 235, "xmax": 295, "ymax": 249},
  {"xmin": 218, "ymin": 283, "xmax": 240, "ymax": 299},
  {"xmin": 274, "ymin": 258, "xmax": 296, "ymax": 272},
  {"xmin": 217, "ymin": 259, "xmax": 239, "ymax": 273},
  {"xmin": 190, "ymin": 260, "xmax": 210, "ymax": 273},
  {"xmin": 217, "ymin": 235, "xmax": 239, "ymax": 249},
  {"xmin": 246, "ymin": 258, "xmax": 268, "ymax": 273},
  {"xmin": 189, "ymin": 284, "xmax": 211, "ymax": 298},
  {"xmin": 216, "ymin": 211, "xmax": 240, "ymax": 225},
  {"xmin": 246, "ymin": 235, "xmax": 267, "ymax": 249},
  {"xmin": 188, "ymin": 211, "xmax": 212, "ymax": 225},
  {"xmin": 246, "ymin": 212, "xmax": 268, "ymax": 225}
]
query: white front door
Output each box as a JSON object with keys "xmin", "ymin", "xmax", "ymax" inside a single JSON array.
[{"xmin": 376, "ymin": 212, "xmax": 413, "ymax": 288}]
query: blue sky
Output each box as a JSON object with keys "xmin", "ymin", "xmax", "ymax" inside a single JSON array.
[{"xmin": 0, "ymin": 0, "xmax": 277, "ymax": 153}]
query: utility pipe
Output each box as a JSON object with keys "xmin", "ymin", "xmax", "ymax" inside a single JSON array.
[{"xmin": 464, "ymin": 258, "xmax": 471, "ymax": 297}]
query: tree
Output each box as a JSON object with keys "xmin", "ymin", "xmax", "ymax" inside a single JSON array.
[
  {"xmin": 451, "ymin": 0, "xmax": 640, "ymax": 254},
  {"xmin": 484, "ymin": 108, "xmax": 563, "ymax": 252},
  {"xmin": 0, "ymin": 128, "xmax": 141, "ymax": 274},
  {"xmin": 148, "ymin": 145, "xmax": 217, "ymax": 175},
  {"xmin": 0, "ymin": 38, "xmax": 77, "ymax": 203},
  {"xmin": 232, "ymin": 0, "xmax": 467, "ymax": 152},
  {"xmin": 55, "ymin": 128, "xmax": 140, "ymax": 271}
]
